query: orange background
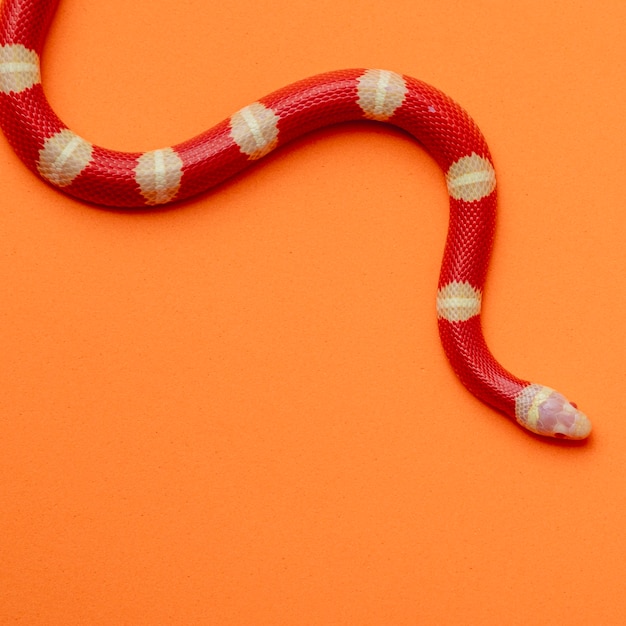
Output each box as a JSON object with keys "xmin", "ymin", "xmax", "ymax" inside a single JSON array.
[{"xmin": 1, "ymin": 0, "xmax": 625, "ymax": 624}]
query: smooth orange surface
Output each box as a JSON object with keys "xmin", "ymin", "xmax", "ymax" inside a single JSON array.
[{"xmin": 1, "ymin": 0, "xmax": 625, "ymax": 623}]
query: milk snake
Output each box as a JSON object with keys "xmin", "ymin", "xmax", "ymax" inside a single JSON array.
[{"xmin": 0, "ymin": 0, "xmax": 591, "ymax": 439}]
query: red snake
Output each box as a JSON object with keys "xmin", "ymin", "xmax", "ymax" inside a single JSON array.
[{"xmin": 0, "ymin": 0, "xmax": 592, "ymax": 439}]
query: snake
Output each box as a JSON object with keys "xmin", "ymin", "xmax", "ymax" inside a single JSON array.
[{"xmin": 0, "ymin": 0, "xmax": 592, "ymax": 439}]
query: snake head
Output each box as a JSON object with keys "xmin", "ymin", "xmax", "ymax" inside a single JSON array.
[{"xmin": 515, "ymin": 384, "xmax": 592, "ymax": 440}]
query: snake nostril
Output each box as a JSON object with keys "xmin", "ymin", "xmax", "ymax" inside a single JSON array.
[{"xmin": 554, "ymin": 432, "xmax": 567, "ymax": 439}]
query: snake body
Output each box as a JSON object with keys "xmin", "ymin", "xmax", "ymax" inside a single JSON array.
[{"xmin": 0, "ymin": 0, "xmax": 591, "ymax": 439}]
